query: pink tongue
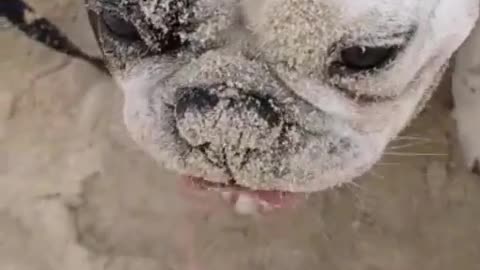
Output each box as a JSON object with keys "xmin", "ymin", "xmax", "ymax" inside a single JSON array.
[{"xmin": 180, "ymin": 176, "xmax": 303, "ymax": 209}]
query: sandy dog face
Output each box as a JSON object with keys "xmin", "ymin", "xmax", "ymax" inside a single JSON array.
[{"xmin": 85, "ymin": 0, "xmax": 478, "ymax": 200}]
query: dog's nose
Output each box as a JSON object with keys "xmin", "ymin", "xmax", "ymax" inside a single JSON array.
[
  {"xmin": 174, "ymin": 85, "xmax": 283, "ymax": 151},
  {"xmin": 175, "ymin": 85, "xmax": 282, "ymax": 127},
  {"xmin": 175, "ymin": 87, "xmax": 220, "ymax": 121}
]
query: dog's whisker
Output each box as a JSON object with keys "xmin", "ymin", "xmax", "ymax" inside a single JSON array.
[
  {"xmin": 387, "ymin": 141, "xmax": 430, "ymax": 150},
  {"xmin": 393, "ymin": 135, "xmax": 432, "ymax": 142},
  {"xmin": 384, "ymin": 151, "xmax": 448, "ymax": 157},
  {"xmin": 368, "ymin": 170, "xmax": 385, "ymax": 179},
  {"xmin": 374, "ymin": 162, "xmax": 402, "ymax": 166}
]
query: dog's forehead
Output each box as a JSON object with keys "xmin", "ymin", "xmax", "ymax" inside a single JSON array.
[
  {"xmin": 128, "ymin": 0, "xmax": 435, "ymax": 23},
  {"xmin": 335, "ymin": 0, "xmax": 435, "ymax": 16}
]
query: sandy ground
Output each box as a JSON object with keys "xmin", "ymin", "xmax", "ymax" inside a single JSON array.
[{"xmin": 1, "ymin": 1, "xmax": 480, "ymax": 269}]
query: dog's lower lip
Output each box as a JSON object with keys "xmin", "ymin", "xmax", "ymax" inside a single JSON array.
[{"xmin": 181, "ymin": 176, "xmax": 304, "ymax": 209}]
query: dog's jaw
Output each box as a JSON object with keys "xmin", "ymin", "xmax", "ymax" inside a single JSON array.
[{"xmin": 87, "ymin": 0, "xmax": 479, "ymax": 193}]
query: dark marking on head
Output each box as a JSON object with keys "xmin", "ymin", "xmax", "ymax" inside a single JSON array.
[{"xmin": 175, "ymin": 86, "xmax": 220, "ymax": 118}]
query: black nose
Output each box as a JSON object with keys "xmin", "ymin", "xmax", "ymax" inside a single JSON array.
[
  {"xmin": 175, "ymin": 86, "xmax": 220, "ymax": 120},
  {"xmin": 174, "ymin": 84, "xmax": 285, "ymax": 159},
  {"xmin": 175, "ymin": 85, "xmax": 281, "ymax": 127}
]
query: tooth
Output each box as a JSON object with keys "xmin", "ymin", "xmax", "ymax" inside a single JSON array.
[{"xmin": 234, "ymin": 194, "xmax": 258, "ymax": 215}]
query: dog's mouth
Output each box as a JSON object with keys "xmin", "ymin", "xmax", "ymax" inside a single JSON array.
[
  {"xmin": 180, "ymin": 175, "xmax": 305, "ymax": 214},
  {"xmin": 173, "ymin": 84, "xmax": 304, "ymax": 213}
]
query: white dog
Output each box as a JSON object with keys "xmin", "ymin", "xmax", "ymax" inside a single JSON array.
[{"xmin": 85, "ymin": 0, "xmax": 480, "ymax": 211}]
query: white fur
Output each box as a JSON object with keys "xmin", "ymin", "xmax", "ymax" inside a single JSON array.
[{"xmin": 89, "ymin": 0, "xmax": 480, "ymax": 192}]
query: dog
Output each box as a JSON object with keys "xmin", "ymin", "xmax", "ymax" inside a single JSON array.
[{"xmin": 84, "ymin": 0, "xmax": 480, "ymax": 212}]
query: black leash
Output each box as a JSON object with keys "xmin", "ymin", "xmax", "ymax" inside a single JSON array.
[{"xmin": 0, "ymin": 0, "xmax": 108, "ymax": 75}]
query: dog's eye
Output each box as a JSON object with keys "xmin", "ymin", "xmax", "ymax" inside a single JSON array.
[
  {"xmin": 340, "ymin": 46, "xmax": 398, "ymax": 71},
  {"xmin": 102, "ymin": 12, "xmax": 141, "ymax": 41}
]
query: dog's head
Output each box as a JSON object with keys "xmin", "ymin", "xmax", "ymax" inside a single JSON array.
[{"xmin": 85, "ymin": 0, "xmax": 478, "ymax": 199}]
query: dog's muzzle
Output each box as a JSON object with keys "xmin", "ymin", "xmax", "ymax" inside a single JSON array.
[{"xmin": 174, "ymin": 84, "xmax": 288, "ymax": 171}]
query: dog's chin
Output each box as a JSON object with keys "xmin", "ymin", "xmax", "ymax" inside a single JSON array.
[
  {"xmin": 174, "ymin": 146, "xmax": 378, "ymax": 215},
  {"xmin": 179, "ymin": 175, "xmax": 306, "ymax": 215}
]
